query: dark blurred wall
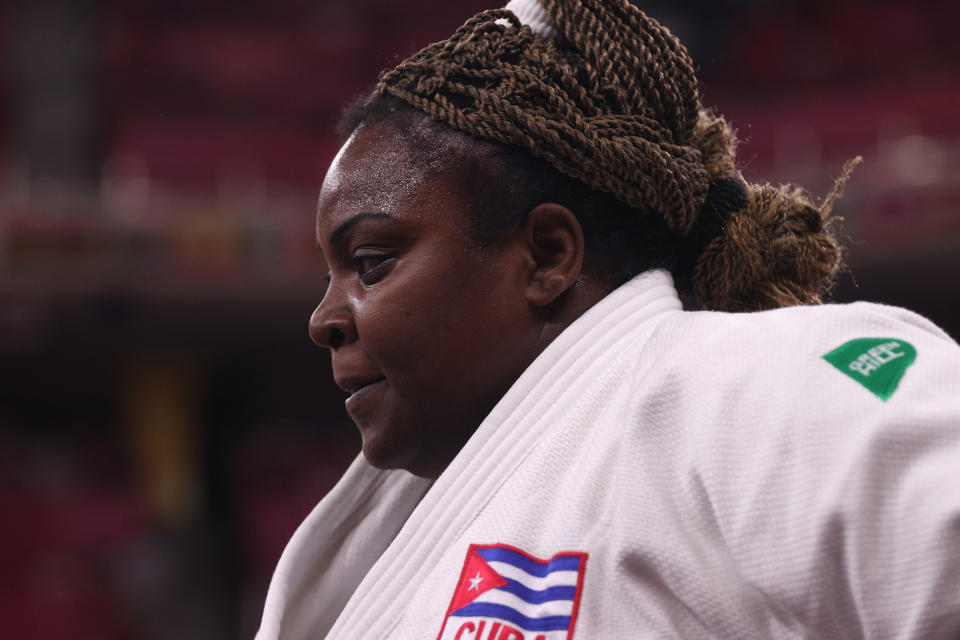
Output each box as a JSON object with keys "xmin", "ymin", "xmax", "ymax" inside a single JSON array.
[{"xmin": 6, "ymin": 0, "xmax": 101, "ymax": 189}]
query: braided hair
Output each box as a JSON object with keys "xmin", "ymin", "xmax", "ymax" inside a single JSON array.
[{"xmin": 342, "ymin": 0, "xmax": 860, "ymax": 312}]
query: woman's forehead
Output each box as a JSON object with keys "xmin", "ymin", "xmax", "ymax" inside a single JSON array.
[
  {"xmin": 315, "ymin": 122, "xmax": 476, "ymax": 242},
  {"xmin": 327, "ymin": 125, "xmax": 425, "ymax": 189},
  {"xmin": 318, "ymin": 125, "xmax": 436, "ymax": 221}
]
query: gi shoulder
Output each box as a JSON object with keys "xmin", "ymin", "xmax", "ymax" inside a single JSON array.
[
  {"xmin": 655, "ymin": 299, "xmax": 959, "ymax": 413},
  {"xmin": 626, "ymin": 302, "xmax": 960, "ymax": 637}
]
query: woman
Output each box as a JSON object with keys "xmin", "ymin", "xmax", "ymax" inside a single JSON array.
[{"xmin": 258, "ymin": 1, "xmax": 960, "ymax": 638}]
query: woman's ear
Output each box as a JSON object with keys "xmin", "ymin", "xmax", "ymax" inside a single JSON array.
[{"xmin": 522, "ymin": 203, "xmax": 585, "ymax": 308}]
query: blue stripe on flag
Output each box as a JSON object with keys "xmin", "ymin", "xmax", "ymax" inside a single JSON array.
[
  {"xmin": 499, "ymin": 578, "xmax": 577, "ymax": 605},
  {"xmin": 476, "ymin": 547, "xmax": 581, "ymax": 577},
  {"xmin": 450, "ymin": 603, "xmax": 572, "ymax": 632}
]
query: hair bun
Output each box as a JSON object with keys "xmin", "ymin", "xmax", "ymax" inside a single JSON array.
[{"xmin": 691, "ymin": 157, "xmax": 861, "ymax": 312}]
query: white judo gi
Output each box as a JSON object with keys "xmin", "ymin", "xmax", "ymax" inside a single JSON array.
[{"xmin": 257, "ymin": 269, "xmax": 960, "ymax": 640}]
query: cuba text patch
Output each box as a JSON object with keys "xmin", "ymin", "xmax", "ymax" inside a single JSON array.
[
  {"xmin": 823, "ymin": 337, "xmax": 916, "ymax": 401},
  {"xmin": 436, "ymin": 544, "xmax": 587, "ymax": 640}
]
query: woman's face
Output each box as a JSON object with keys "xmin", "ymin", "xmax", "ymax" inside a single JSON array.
[{"xmin": 309, "ymin": 120, "xmax": 542, "ymax": 478}]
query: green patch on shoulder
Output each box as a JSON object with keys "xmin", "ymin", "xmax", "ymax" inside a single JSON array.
[{"xmin": 823, "ymin": 337, "xmax": 916, "ymax": 401}]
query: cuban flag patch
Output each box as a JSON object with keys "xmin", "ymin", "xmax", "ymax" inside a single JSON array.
[{"xmin": 436, "ymin": 543, "xmax": 588, "ymax": 640}]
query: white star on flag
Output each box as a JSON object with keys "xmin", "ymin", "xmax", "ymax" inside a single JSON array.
[{"xmin": 467, "ymin": 572, "xmax": 484, "ymax": 591}]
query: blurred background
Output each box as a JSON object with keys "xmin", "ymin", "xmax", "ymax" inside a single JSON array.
[{"xmin": 0, "ymin": 0, "xmax": 957, "ymax": 638}]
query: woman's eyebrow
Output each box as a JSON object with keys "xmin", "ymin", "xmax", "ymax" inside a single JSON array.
[{"xmin": 329, "ymin": 212, "xmax": 398, "ymax": 248}]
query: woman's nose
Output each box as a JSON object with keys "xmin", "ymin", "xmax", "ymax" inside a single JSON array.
[{"xmin": 308, "ymin": 295, "xmax": 357, "ymax": 350}]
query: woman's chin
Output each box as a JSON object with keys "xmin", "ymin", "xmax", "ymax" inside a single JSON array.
[
  {"xmin": 359, "ymin": 432, "xmax": 446, "ymax": 478},
  {"xmin": 358, "ymin": 425, "xmax": 415, "ymax": 470}
]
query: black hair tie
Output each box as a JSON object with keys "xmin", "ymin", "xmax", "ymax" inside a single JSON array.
[
  {"xmin": 673, "ymin": 177, "xmax": 748, "ymax": 288},
  {"xmin": 686, "ymin": 177, "xmax": 747, "ymax": 255},
  {"xmin": 695, "ymin": 177, "xmax": 747, "ymax": 245}
]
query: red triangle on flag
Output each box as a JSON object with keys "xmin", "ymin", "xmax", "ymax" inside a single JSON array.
[{"xmin": 448, "ymin": 548, "xmax": 508, "ymax": 613}]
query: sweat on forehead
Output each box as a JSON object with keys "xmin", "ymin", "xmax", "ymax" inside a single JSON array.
[
  {"xmin": 316, "ymin": 122, "xmax": 493, "ymax": 247},
  {"xmin": 321, "ymin": 126, "xmax": 425, "ymax": 206}
]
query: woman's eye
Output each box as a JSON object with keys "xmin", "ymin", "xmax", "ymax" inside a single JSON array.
[{"xmin": 353, "ymin": 252, "xmax": 393, "ymax": 283}]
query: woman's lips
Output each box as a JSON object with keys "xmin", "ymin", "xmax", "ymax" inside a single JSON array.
[{"xmin": 344, "ymin": 378, "xmax": 386, "ymax": 413}]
